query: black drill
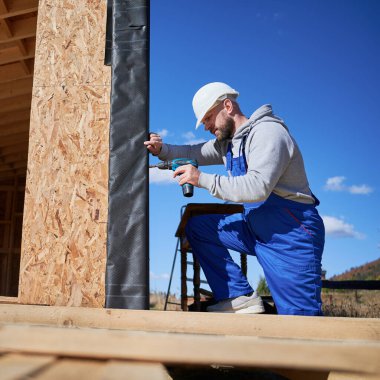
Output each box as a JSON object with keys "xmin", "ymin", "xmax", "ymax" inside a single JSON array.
[{"xmin": 149, "ymin": 158, "xmax": 199, "ymax": 197}]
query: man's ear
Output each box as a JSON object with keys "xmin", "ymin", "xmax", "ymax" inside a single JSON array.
[{"xmin": 223, "ymin": 98, "xmax": 234, "ymax": 114}]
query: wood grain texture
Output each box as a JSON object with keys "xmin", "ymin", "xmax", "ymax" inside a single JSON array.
[
  {"xmin": 1, "ymin": 304, "xmax": 380, "ymax": 341},
  {"xmin": 0, "ymin": 324, "xmax": 379, "ymax": 374},
  {"xmin": 19, "ymin": 0, "xmax": 111, "ymax": 306}
]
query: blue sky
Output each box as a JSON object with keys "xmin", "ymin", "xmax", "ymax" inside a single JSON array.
[{"xmin": 148, "ymin": 0, "xmax": 380, "ymax": 295}]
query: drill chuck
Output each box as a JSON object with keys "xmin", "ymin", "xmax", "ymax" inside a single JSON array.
[{"xmin": 149, "ymin": 158, "xmax": 198, "ymax": 197}]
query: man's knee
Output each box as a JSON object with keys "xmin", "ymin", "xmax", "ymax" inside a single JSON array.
[{"xmin": 185, "ymin": 215, "xmax": 203, "ymax": 240}]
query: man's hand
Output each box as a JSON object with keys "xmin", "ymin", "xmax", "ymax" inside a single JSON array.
[
  {"xmin": 173, "ymin": 164, "xmax": 201, "ymax": 187},
  {"xmin": 144, "ymin": 132, "xmax": 163, "ymax": 156}
]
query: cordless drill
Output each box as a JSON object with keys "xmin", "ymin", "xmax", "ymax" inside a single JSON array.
[{"xmin": 149, "ymin": 158, "xmax": 198, "ymax": 197}]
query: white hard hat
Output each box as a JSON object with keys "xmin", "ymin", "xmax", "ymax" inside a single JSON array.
[{"xmin": 192, "ymin": 82, "xmax": 239, "ymax": 129}]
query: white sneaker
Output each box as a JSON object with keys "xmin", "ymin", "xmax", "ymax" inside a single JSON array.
[{"xmin": 207, "ymin": 292, "xmax": 265, "ymax": 314}]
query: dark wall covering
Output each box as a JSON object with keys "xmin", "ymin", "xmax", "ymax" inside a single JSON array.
[{"xmin": 105, "ymin": 0, "xmax": 150, "ymax": 309}]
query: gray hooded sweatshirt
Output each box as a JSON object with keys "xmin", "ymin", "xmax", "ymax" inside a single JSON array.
[{"xmin": 158, "ymin": 104, "xmax": 314, "ymax": 205}]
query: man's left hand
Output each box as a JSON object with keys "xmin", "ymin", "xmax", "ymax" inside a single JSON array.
[{"xmin": 173, "ymin": 164, "xmax": 201, "ymax": 187}]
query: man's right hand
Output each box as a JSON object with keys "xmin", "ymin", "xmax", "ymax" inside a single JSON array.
[{"xmin": 144, "ymin": 132, "xmax": 163, "ymax": 156}]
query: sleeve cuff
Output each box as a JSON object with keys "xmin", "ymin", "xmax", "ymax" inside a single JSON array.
[{"xmin": 157, "ymin": 144, "xmax": 169, "ymax": 160}]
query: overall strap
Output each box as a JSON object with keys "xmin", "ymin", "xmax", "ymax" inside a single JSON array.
[
  {"xmin": 241, "ymin": 124, "xmax": 254, "ymax": 171},
  {"xmin": 226, "ymin": 142, "xmax": 233, "ymax": 172}
]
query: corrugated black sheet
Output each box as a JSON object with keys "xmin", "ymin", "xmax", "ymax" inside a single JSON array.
[{"xmin": 105, "ymin": 0, "xmax": 150, "ymax": 309}]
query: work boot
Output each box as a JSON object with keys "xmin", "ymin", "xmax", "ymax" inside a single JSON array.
[{"xmin": 207, "ymin": 292, "xmax": 265, "ymax": 314}]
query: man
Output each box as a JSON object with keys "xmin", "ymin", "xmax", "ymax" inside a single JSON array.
[{"xmin": 145, "ymin": 82, "xmax": 325, "ymax": 316}]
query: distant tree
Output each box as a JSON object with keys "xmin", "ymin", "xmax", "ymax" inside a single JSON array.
[{"xmin": 256, "ymin": 276, "xmax": 271, "ymax": 296}]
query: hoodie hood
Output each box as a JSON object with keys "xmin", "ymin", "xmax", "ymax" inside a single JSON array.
[{"xmin": 234, "ymin": 104, "xmax": 288, "ymax": 140}]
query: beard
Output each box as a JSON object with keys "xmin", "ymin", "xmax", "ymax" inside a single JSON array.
[{"xmin": 216, "ymin": 117, "xmax": 235, "ymax": 141}]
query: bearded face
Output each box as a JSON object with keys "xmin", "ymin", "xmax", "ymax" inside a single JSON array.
[{"xmin": 216, "ymin": 117, "xmax": 235, "ymax": 141}]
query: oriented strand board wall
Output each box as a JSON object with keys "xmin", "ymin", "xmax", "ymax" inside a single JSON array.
[{"xmin": 19, "ymin": 0, "xmax": 111, "ymax": 306}]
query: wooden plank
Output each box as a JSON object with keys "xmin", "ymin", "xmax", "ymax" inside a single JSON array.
[
  {"xmin": 101, "ymin": 361, "xmax": 169, "ymax": 380},
  {"xmin": 0, "ymin": 324, "xmax": 379, "ymax": 374},
  {"xmin": 0, "ymin": 304, "xmax": 379, "ymax": 341},
  {"xmin": 0, "ymin": 297, "xmax": 18, "ymax": 304},
  {"xmin": 176, "ymin": 203, "xmax": 244, "ymax": 237},
  {"xmin": 32, "ymin": 359, "xmax": 104, "ymax": 380},
  {"xmin": 0, "ymin": 353, "xmax": 56, "ymax": 380},
  {"xmin": 32, "ymin": 359, "xmax": 169, "ymax": 380}
]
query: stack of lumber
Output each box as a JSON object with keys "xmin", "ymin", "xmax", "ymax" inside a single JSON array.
[{"xmin": 0, "ymin": 304, "xmax": 379, "ymax": 379}]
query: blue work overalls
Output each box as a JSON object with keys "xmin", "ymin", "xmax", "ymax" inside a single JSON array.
[{"xmin": 185, "ymin": 136, "xmax": 325, "ymax": 315}]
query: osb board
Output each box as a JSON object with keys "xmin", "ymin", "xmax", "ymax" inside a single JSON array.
[
  {"xmin": 19, "ymin": 0, "xmax": 111, "ymax": 306},
  {"xmin": 32, "ymin": 0, "xmax": 110, "ymax": 87}
]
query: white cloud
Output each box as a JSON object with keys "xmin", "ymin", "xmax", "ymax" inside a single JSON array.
[
  {"xmin": 322, "ymin": 215, "xmax": 366, "ymax": 239},
  {"xmin": 348, "ymin": 185, "xmax": 373, "ymax": 195},
  {"xmin": 324, "ymin": 176, "xmax": 373, "ymax": 195},
  {"xmin": 150, "ymin": 271, "xmax": 170, "ymax": 280},
  {"xmin": 149, "ymin": 167, "xmax": 178, "ymax": 185},
  {"xmin": 156, "ymin": 129, "xmax": 169, "ymax": 137},
  {"xmin": 182, "ymin": 131, "xmax": 206, "ymax": 145},
  {"xmin": 325, "ymin": 176, "xmax": 346, "ymax": 191},
  {"xmin": 183, "ymin": 131, "xmax": 195, "ymax": 140}
]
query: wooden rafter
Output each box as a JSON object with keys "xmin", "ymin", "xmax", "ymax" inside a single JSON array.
[
  {"xmin": 0, "ymin": 40, "xmax": 35, "ymax": 65},
  {"xmin": 0, "ymin": 108, "xmax": 31, "ymax": 126},
  {"xmin": 0, "ymin": 0, "xmax": 8, "ymax": 14},
  {"xmin": 0, "ymin": 121, "xmax": 30, "ymax": 137},
  {"xmin": 0, "ymin": 0, "xmax": 38, "ymax": 19},
  {"xmin": 0, "ymin": 1, "xmax": 36, "ymax": 182},
  {"xmin": 0, "ymin": 93, "xmax": 32, "ymax": 113},
  {"xmin": 0, "ymin": 76, "xmax": 33, "ymax": 98},
  {"xmin": 0, "ymin": 17, "xmax": 12, "ymax": 38},
  {"xmin": 0, "ymin": 14, "xmax": 37, "ymax": 42}
]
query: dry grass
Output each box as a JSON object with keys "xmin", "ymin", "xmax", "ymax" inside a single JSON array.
[
  {"xmin": 150, "ymin": 291, "xmax": 181, "ymax": 311},
  {"xmin": 151, "ymin": 290, "xmax": 380, "ymax": 317},
  {"xmin": 322, "ymin": 289, "xmax": 380, "ymax": 318}
]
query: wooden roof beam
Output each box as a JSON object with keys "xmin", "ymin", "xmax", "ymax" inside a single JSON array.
[
  {"xmin": 0, "ymin": 161, "xmax": 27, "ymax": 173},
  {"xmin": 0, "ymin": 17, "xmax": 12, "ymax": 38},
  {"xmin": 0, "ymin": 0, "xmax": 8, "ymax": 14},
  {"xmin": 0, "ymin": 151, "xmax": 28, "ymax": 164},
  {"xmin": 0, "ymin": 76, "xmax": 33, "ymax": 98},
  {"xmin": 0, "ymin": 108, "xmax": 31, "ymax": 126},
  {"xmin": 0, "ymin": 42, "xmax": 35, "ymax": 67},
  {"xmin": 0, "ymin": 93, "xmax": 32, "ymax": 113},
  {"xmin": 0, "ymin": 61, "xmax": 33, "ymax": 83},
  {"xmin": 0, "ymin": 15, "xmax": 37, "ymax": 42},
  {"xmin": 0, "ymin": 168, "xmax": 26, "ymax": 178},
  {"xmin": 0, "ymin": 132, "xmax": 29, "ymax": 148},
  {"xmin": 0, "ymin": 0, "xmax": 38, "ymax": 19},
  {"xmin": 0, "ymin": 142, "xmax": 29, "ymax": 157},
  {"xmin": 0, "ymin": 121, "xmax": 30, "ymax": 137}
]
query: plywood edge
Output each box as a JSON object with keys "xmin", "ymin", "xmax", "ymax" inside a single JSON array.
[
  {"xmin": 0, "ymin": 304, "xmax": 379, "ymax": 341},
  {"xmin": 0, "ymin": 297, "xmax": 19, "ymax": 304},
  {"xmin": 0, "ymin": 324, "xmax": 379, "ymax": 374}
]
